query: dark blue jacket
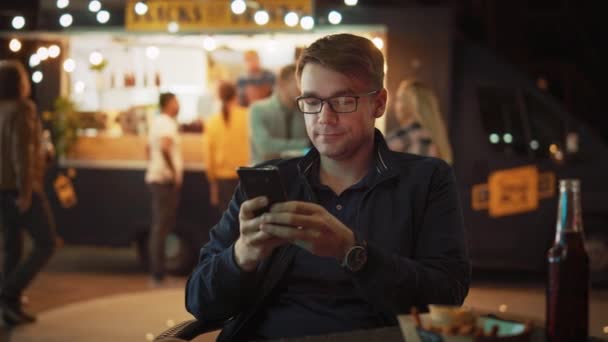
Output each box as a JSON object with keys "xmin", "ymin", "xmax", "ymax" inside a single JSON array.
[{"xmin": 185, "ymin": 131, "xmax": 471, "ymax": 341}]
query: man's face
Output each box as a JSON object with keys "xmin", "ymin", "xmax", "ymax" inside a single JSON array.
[
  {"xmin": 166, "ymin": 97, "xmax": 180, "ymax": 117},
  {"xmin": 299, "ymin": 63, "xmax": 386, "ymax": 160},
  {"xmin": 244, "ymin": 54, "xmax": 261, "ymax": 73}
]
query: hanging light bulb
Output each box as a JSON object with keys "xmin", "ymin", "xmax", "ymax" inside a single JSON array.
[
  {"xmin": 97, "ymin": 10, "xmax": 110, "ymax": 24},
  {"xmin": 135, "ymin": 1, "xmax": 148, "ymax": 15},
  {"xmin": 328, "ymin": 11, "xmax": 342, "ymax": 25},
  {"xmin": 59, "ymin": 13, "xmax": 73, "ymax": 27},
  {"xmin": 63, "ymin": 58, "xmax": 76, "ymax": 73},
  {"xmin": 284, "ymin": 12, "xmax": 299, "ymax": 27},
  {"xmin": 300, "ymin": 16, "xmax": 314, "ymax": 30},
  {"xmin": 12, "ymin": 16, "xmax": 26, "ymax": 30},
  {"xmin": 344, "ymin": 0, "xmax": 358, "ymax": 6},
  {"xmin": 32, "ymin": 71, "xmax": 43, "ymax": 84},
  {"xmin": 56, "ymin": 0, "xmax": 69, "ymax": 9},
  {"xmin": 231, "ymin": 0, "xmax": 246, "ymax": 15},
  {"xmin": 89, "ymin": 51, "xmax": 104, "ymax": 66},
  {"xmin": 254, "ymin": 10, "xmax": 269, "ymax": 25},
  {"xmin": 88, "ymin": 0, "xmax": 101, "ymax": 13},
  {"xmin": 48, "ymin": 45, "xmax": 61, "ymax": 58},
  {"xmin": 9, "ymin": 39, "xmax": 22, "ymax": 52}
]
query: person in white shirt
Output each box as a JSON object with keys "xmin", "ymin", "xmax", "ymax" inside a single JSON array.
[{"xmin": 145, "ymin": 92, "xmax": 183, "ymax": 285}]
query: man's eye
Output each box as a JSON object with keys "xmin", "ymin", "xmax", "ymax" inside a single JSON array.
[
  {"xmin": 333, "ymin": 97, "xmax": 356, "ymax": 106},
  {"xmin": 303, "ymin": 98, "xmax": 321, "ymax": 105}
]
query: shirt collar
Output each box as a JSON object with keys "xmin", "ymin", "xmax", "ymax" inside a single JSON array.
[{"xmin": 298, "ymin": 129, "xmax": 394, "ymax": 187}]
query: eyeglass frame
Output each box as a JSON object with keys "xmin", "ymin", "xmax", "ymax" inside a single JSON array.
[{"xmin": 295, "ymin": 89, "xmax": 381, "ymax": 114}]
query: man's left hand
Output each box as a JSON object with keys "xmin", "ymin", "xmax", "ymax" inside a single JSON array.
[{"xmin": 259, "ymin": 201, "xmax": 355, "ymax": 261}]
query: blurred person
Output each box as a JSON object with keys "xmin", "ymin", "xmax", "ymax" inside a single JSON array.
[
  {"xmin": 237, "ymin": 50, "xmax": 276, "ymax": 107},
  {"xmin": 203, "ymin": 81, "xmax": 250, "ymax": 212},
  {"xmin": 145, "ymin": 92, "xmax": 183, "ymax": 286},
  {"xmin": 386, "ymin": 80, "xmax": 453, "ymax": 164},
  {"xmin": 249, "ymin": 64, "xmax": 309, "ymax": 164},
  {"xmin": 185, "ymin": 34, "xmax": 469, "ymax": 340},
  {"xmin": 0, "ymin": 60, "xmax": 56, "ymax": 325}
]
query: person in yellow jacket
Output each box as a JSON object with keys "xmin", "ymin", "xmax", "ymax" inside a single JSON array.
[{"xmin": 203, "ymin": 81, "xmax": 250, "ymax": 211}]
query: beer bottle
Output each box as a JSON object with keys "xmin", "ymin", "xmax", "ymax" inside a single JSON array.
[{"xmin": 546, "ymin": 179, "xmax": 589, "ymax": 341}]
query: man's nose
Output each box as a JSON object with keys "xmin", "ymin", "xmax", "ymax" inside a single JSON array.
[{"xmin": 317, "ymin": 102, "xmax": 339, "ymax": 124}]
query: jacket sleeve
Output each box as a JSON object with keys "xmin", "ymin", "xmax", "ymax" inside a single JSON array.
[
  {"xmin": 352, "ymin": 160, "xmax": 471, "ymax": 314},
  {"xmin": 185, "ymin": 184, "xmax": 258, "ymax": 322},
  {"xmin": 11, "ymin": 101, "xmax": 36, "ymax": 198},
  {"xmin": 249, "ymin": 104, "xmax": 309, "ymax": 159}
]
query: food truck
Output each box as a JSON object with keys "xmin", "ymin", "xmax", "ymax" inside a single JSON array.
[{"xmin": 4, "ymin": 2, "xmax": 606, "ymax": 283}]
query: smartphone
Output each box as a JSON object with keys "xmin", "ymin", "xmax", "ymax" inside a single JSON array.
[{"xmin": 237, "ymin": 165, "xmax": 287, "ymax": 217}]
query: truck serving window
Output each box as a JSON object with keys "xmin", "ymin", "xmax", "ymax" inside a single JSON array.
[{"xmin": 477, "ymin": 86, "xmax": 528, "ymax": 157}]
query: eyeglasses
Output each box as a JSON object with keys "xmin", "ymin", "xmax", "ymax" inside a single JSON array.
[{"xmin": 296, "ymin": 90, "xmax": 380, "ymax": 114}]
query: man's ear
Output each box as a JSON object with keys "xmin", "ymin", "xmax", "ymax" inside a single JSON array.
[{"xmin": 374, "ymin": 88, "xmax": 388, "ymax": 118}]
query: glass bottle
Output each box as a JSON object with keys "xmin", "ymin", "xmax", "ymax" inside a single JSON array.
[{"xmin": 546, "ymin": 179, "xmax": 589, "ymax": 341}]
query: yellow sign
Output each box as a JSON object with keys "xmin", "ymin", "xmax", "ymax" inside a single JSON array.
[
  {"xmin": 488, "ymin": 165, "xmax": 539, "ymax": 217},
  {"xmin": 126, "ymin": 0, "xmax": 313, "ymax": 32}
]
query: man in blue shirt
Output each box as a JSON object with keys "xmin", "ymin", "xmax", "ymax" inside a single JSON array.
[{"xmin": 186, "ymin": 33, "xmax": 471, "ymax": 341}]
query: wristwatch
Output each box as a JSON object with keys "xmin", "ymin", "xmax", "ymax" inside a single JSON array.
[{"xmin": 342, "ymin": 239, "xmax": 368, "ymax": 272}]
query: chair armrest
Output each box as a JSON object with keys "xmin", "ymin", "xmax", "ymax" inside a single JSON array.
[{"xmin": 154, "ymin": 319, "xmax": 224, "ymax": 341}]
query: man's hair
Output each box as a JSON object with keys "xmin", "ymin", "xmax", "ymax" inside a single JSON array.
[
  {"xmin": 296, "ymin": 34, "xmax": 384, "ymax": 91},
  {"xmin": 159, "ymin": 92, "xmax": 176, "ymax": 110},
  {"xmin": 0, "ymin": 60, "xmax": 28, "ymax": 100},
  {"xmin": 278, "ymin": 64, "xmax": 296, "ymax": 82}
]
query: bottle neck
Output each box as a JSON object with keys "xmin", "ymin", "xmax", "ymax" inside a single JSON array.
[{"xmin": 555, "ymin": 179, "xmax": 583, "ymax": 243}]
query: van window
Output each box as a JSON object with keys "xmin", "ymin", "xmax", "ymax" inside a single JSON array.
[
  {"xmin": 523, "ymin": 93, "xmax": 565, "ymax": 158},
  {"xmin": 477, "ymin": 86, "xmax": 528, "ymax": 156}
]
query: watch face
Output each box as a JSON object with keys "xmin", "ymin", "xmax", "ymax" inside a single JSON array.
[{"xmin": 346, "ymin": 245, "xmax": 368, "ymax": 272}]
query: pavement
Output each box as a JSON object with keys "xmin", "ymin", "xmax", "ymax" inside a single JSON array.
[{"xmin": 0, "ymin": 245, "xmax": 606, "ymax": 341}]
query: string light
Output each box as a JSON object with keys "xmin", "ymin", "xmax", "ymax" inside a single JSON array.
[
  {"xmin": 328, "ymin": 11, "xmax": 342, "ymax": 25},
  {"xmin": 37, "ymin": 47, "xmax": 49, "ymax": 61},
  {"xmin": 300, "ymin": 16, "xmax": 314, "ymax": 30},
  {"xmin": 63, "ymin": 58, "xmax": 76, "ymax": 73},
  {"xmin": 29, "ymin": 54, "xmax": 41, "ymax": 67},
  {"xmin": 231, "ymin": 0, "xmax": 246, "ymax": 15},
  {"xmin": 254, "ymin": 10, "xmax": 269, "ymax": 25},
  {"xmin": 49, "ymin": 45, "xmax": 61, "ymax": 58},
  {"xmin": 167, "ymin": 21, "xmax": 179, "ymax": 33},
  {"xmin": 12, "ymin": 16, "xmax": 26, "ymax": 30},
  {"xmin": 9, "ymin": 39, "xmax": 22, "ymax": 52},
  {"xmin": 344, "ymin": 0, "xmax": 358, "ymax": 6},
  {"xmin": 97, "ymin": 10, "xmax": 110, "ymax": 24},
  {"xmin": 59, "ymin": 13, "xmax": 73, "ymax": 27},
  {"xmin": 135, "ymin": 1, "xmax": 148, "ymax": 15},
  {"xmin": 89, "ymin": 51, "xmax": 104, "ymax": 66},
  {"xmin": 32, "ymin": 71, "xmax": 43, "ymax": 84},
  {"xmin": 88, "ymin": 0, "xmax": 101, "ymax": 13},
  {"xmin": 56, "ymin": 0, "xmax": 69, "ymax": 9},
  {"xmin": 284, "ymin": 12, "xmax": 299, "ymax": 27}
]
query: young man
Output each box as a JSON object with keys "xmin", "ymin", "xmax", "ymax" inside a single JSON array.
[
  {"xmin": 145, "ymin": 92, "xmax": 182, "ymax": 285},
  {"xmin": 186, "ymin": 34, "xmax": 470, "ymax": 341},
  {"xmin": 249, "ymin": 64, "xmax": 309, "ymax": 164}
]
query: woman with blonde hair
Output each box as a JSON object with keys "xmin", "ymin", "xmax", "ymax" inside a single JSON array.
[
  {"xmin": 387, "ymin": 80, "xmax": 453, "ymax": 164},
  {"xmin": 202, "ymin": 81, "xmax": 250, "ymax": 211}
]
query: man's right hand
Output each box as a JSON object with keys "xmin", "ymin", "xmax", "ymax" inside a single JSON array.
[{"xmin": 234, "ymin": 196, "xmax": 287, "ymax": 272}]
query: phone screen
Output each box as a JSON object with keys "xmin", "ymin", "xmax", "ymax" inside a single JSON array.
[{"xmin": 237, "ymin": 166, "xmax": 287, "ymax": 216}]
